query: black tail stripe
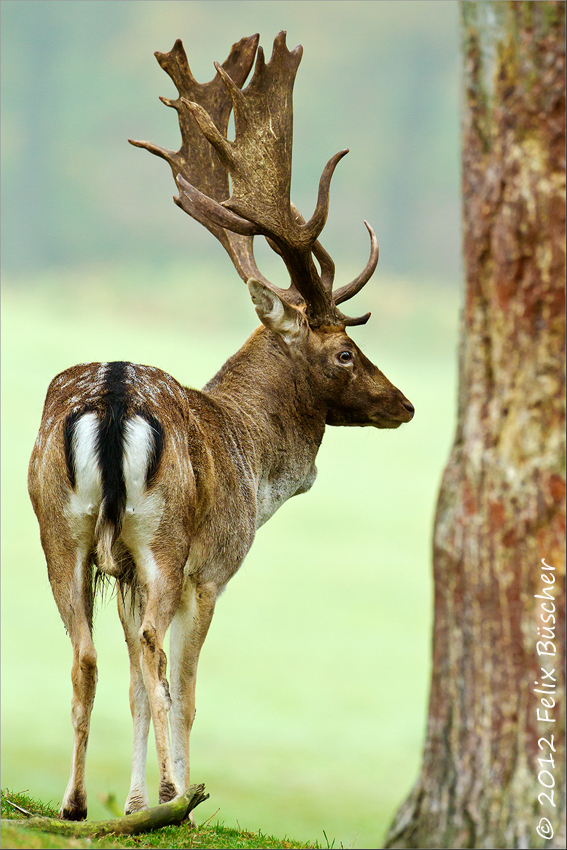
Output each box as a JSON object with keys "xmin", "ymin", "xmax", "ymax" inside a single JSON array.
[{"xmin": 96, "ymin": 362, "xmax": 129, "ymax": 528}]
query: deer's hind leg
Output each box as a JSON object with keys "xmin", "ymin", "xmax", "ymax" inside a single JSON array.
[
  {"xmin": 139, "ymin": 576, "xmax": 183, "ymax": 805},
  {"xmin": 47, "ymin": 541, "xmax": 97, "ymax": 821},
  {"xmin": 117, "ymin": 583, "xmax": 152, "ymax": 815},
  {"xmin": 169, "ymin": 579, "xmax": 218, "ymax": 795},
  {"xmin": 121, "ymin": 543, "xmax": 186, "ymax": 807}
]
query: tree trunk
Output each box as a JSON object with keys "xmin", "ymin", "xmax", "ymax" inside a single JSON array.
[{"xmin": 385, "ymin": 3, "xmax": 565, "ymax": 848}]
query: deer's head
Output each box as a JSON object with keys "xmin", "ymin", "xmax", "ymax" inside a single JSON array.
[{"xmin": 130, "ymin": 32, "xmax": 414, "ymax": 429}]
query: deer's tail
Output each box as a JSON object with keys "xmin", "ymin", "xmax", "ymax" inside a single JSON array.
[{"xmin": 93, "ymin": 397, "xmax": 129, "ymax": 577}]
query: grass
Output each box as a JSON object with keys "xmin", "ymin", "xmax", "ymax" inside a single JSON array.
[
  {"xmin": 1, "ymin": 264, "xmax": 460, "ymax": 848},
  {"xmin": 1, "ymin": 789, "xmax": 318, "ymax": 849}
]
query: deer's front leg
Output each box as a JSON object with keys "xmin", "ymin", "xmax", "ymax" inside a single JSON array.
[{"xmin": 169, "ymin": 580, "xmax": 218, "ymax": 792}]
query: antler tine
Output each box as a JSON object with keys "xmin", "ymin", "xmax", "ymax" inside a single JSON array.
[
  {"xmin": 226, "ymin": 233, "xmax": 301, "ymax": 303},
  {"xmin": 287, "ymin": 203, "xmax": 373, "ymax": 324},
  {"xmin": 175, "ymin": 173, "xmax": 260, "ymax": 236},
  {"xmin": 332, "ymin": 221, "xmax": 379, "ymax": 305},
  {"xmin": 300, "ymin": 150, "xmax": 349, "ymax": 244},
  {"xmin": 287, "ymin": 204, "xmax": 335, "ymax": 294}
]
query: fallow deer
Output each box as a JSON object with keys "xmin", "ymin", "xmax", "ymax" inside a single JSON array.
[{"xmin": 28, "ymin": 32, "xmax": 414, "ymax": 821}]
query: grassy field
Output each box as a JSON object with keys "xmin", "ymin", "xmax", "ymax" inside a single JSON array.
[
  {"xmin": 1, "ymin": 789, "xmax": 318, "ymax": 848},
  {"xmin": 1, "ymin": 265, "xmax": 459, "ymax": 849}
]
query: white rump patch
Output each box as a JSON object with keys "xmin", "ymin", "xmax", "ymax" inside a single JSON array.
[
  {"xmin": 121, "ymin": 416, "xmax": 164, "ymax": 560},
  {"xmin": 68, "ymin": 412, "xmax": 102, "ymax": 518},
  {"xmin": 123, "ymin": 416, "xmax": 155, "ymax": 508}
]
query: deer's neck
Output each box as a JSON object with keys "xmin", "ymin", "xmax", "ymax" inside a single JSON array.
[{"xmin": 202, "ymin": 327, "xmax": 326, "ymax": 526}]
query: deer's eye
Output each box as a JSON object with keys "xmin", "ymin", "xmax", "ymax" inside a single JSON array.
[{"xmin": 337, "ymin": 350, "xmax": 354, "ymax": 364}]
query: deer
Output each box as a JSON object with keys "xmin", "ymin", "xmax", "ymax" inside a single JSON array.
[{"xmin": 28, "ymin": 32, "xmax": 414, "ymax": 822}]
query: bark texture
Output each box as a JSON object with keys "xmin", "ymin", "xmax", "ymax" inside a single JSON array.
[{"xmin": 385, "ymin": 3, "xmax": 565, "ymax": 848}]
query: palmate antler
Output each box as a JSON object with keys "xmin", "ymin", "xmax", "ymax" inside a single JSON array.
[{"xmin": 130, "ymin": 31, "xmax": 378, "ymax": 327}]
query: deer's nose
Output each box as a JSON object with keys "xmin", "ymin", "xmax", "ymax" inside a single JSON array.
[{"xmin": 401, "ymin": 399, "xmax": 415, "ymax": 417}]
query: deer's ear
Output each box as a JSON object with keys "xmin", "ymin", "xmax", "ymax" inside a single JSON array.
[{"xmin": 247, "ymin": 278, "xmax": 307, "ymax": 344}]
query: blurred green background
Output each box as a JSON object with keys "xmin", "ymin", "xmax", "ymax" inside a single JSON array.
[{"xmin": 1, "ymin": 2, "xmax": 461, "ymax": 847}]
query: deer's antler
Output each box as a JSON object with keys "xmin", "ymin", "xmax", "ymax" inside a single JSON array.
[{"xmin": 130, "ymin": 32, "xmax": 378, "ymax": 327}]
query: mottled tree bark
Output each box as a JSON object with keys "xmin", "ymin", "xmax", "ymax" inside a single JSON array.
[{"xmin": 385, "ymin": 3, "xmax": 565, "ymax": 848}]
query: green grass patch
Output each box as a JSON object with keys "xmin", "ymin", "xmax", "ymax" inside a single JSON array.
[{"xmin": 2, "ymin": 790, "xmax": 318, "ymax": 849}]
